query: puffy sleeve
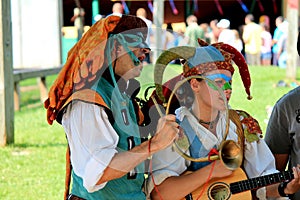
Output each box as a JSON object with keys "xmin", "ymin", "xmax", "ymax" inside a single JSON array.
[
  {"xmin": 62, "ymin": 101, "xmax": 119, "ymax": 192},
  {"xmin": 243, "ymin": 138, "xmax": 278, "ymax": 178}
]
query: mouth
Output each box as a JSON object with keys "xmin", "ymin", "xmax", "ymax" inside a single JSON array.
[
  {"xmin": 217, "ymin": 96, "xmax": 228, "ymax": 106},
  {"xmin": 218, "ymin": 93, "xmax": 230, "ymax": 102},
  {"xmin": 138, "ymin": 55, "xmax": 146, "ymax": 63}
]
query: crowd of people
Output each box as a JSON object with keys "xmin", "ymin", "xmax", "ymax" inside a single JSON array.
[
  {"xmin": 136, "ymin": 7, "xmax": 290, "ymax": 67},
  {"xmin": 71, "ymin": 3, "xmax": 292, "ymax": 68},
  {"xmin": 49, "ymin": 3, "xmax": 300, "ymax": 200},
  {"xmin": 179, "ymin": 14, "xmax": 289, "ymax": 68}
]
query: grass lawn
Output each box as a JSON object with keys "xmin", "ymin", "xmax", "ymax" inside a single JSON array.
[{"xmin": 0, "ymin": 64, "xmax": 299, "ymax": 199}]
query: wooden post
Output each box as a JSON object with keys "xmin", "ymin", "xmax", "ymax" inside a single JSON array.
[
  {"xmin": 286, "ymin": 0, "xmax": 299, "ymax": 79},
  {"xmin": 0, "ymin": 0, "xmax": 14, "ymax": 146},
  {"xmin": 38, "ymin": 77, "xmax": 48, "ymax": 103},
  {"xmin": 152, "ymin": 0, "xmax": 164, "ymax": 64},
  {"xmin": 14, "ymin": 82, "xmax": 20, "ymax": 111}
]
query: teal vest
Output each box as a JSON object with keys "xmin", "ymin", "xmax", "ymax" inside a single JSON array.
[{"xmin": 71, "ymin": 77, "xmax": 145, "ymax": 199}]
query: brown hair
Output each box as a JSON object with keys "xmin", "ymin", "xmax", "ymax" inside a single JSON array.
[{"xmin": 110, "ymin": 15, "xmax": 148, "ymax": 39}]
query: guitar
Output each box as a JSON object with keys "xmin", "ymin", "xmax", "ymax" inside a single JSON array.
[{"xmin": 182, "ymin": 168, "xmax": 293, "ymax": 200}]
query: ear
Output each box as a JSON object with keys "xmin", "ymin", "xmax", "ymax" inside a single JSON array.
[
  {"xmin": 112, "ymin": 41, "xmax": 123, "ymax": 60},
  {"xmin": 112, "ymin": 40, "xmax": 122, "ymax": 52},
  {"xmin": 117, "ymin": 46, "xmax": 123, "ymax": 53},
  {"xmin": 115, "ymin": 45, "xmax": 122, "ymax": 53},
  {"xmin": 190, "ymin": 79, "xmax": 201, "ymax": 92}
]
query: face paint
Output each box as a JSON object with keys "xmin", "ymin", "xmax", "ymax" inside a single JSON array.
[
  {"xmin": 110, "ymin": 32, "xmax": 151, "ymax": 67},
  {"xmin": 205, "ymin": 74, "xmax": 232, "ymax": 91}
]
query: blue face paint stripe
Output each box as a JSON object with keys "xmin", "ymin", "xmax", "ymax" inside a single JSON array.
[
  {"xmin": 205, "ymin": 73, "xmax": 232, "ymax": 91},
  {"xmin": 205, "ymin": 74, "xmax": 232, "ymax": 82}
]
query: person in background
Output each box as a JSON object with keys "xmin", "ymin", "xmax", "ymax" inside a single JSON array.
[
  {"xmin": 243, "ymin": 14, "xmax": 262, "ymax": 66},
  {"xmin": 277, "ymin": 20, "xmax": 288, "ymax": 69},
  {"xmin": 259, "ymin": 15, "xmax": 270, "ymax": 33},
  {"xmin": 145, "ymin": 39, "xmax": 300, "ymax": 200},
  {"xmin": 164, "ymin": 23, "xmax": 176, "ymax": 50},
  {"xmin": 238, "ymin": 24, "xmax": 246, "ymax": 56},
  {"xmin": 217, "ymin": 19, "xmax": 235, "ymax": 47},
  {"xmin": 70, "ymin": 2, "xmax": 85, "ymax": 41},
  {"xmin": 173, "ymin": 28, "xmax": 188, "ymax": 47},
  {"xmin": 184, "ymin": 15, "xmax": 204, "ymax": 47},
  {"xmin": 209, "ymin": 19, "xmax": 220, "ymax": 44},
  {"xmin": 93, "ymin": 14, "xmax": 103, "ymax": 23},
  {"xmin": 260, "ymin": 22, "xmax": 272, "ymax": 66},
  {"xmin": 136, "ymin": 7, "xmax": 153, "ymax": 64},
  {"xmin": 232, "ymin": 29, "xmax": 243, "ymax": 53},
  {"xmin": 271, "ymin": 16, "xmax": 284, "ymax": 66},
  {"xmin": 112, "ymin": 2, "xmax": 124, "ymax": 16},
  {"xmin": 264, "ymin": 31, "xmax": 300, "ymax": 200},
  {"xmin": 44, "ymin": 14, "xmax": 179, "ymax": 200},
  {"xmin": 199, "ymin": 22, "xmax": 211, "ymax": 44}
]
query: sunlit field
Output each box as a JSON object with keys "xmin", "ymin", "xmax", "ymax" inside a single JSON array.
[{"xmin": 0, "ymin": 64, "xmax": 299, "ymax": 199}]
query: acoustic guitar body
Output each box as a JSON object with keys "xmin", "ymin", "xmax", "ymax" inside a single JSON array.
[{"xmin": 182, "ymin": 168, "xmax": 252, "ymax": 200}]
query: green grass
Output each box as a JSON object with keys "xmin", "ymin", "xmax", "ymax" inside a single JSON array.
[
  {"xmin": 229, "ymin": 66, "xmax": 299, "ymax": 132},
  {"xmin": 1, "ymin": 77, "xmax": 66, "ymax": 200},
  {"xmin": 0, "ymin": 65, "xmax": 299, "ymax": 199}
]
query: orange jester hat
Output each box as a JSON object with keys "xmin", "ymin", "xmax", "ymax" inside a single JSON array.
[{"xmin": 44, "ymin": 15, "xmax": 148, "ymax": 125}]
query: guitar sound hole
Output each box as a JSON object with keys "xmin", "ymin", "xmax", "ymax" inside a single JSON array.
[{"xmin": 208, "ymin": 182, "xmax": 231, "ymax": 200}]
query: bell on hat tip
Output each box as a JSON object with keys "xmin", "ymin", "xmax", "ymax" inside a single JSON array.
[{"xmin": 247, "ymin": 95, "xmax": 253, "ymax": 100}]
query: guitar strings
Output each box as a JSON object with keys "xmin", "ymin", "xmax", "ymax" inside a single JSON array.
[{"xmin": 229, "ymin": 170, "xmax": 294, "ymax": 194}]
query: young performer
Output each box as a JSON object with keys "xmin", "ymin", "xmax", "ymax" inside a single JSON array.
[{"xmin": 146, "ymin": 39, "xmax": 300, "ymax": 200}]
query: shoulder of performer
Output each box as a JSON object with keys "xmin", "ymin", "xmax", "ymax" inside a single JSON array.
[{"xmin": 231, "ymin": 109, "xmax": 263, "ymax": 143}]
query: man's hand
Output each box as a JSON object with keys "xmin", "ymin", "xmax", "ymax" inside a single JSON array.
[
  {"xmin": 285, "ymin": 164, "xmax": 300, "ymax": 195},
  {"xmin": 150, "ymin": 114, "xmax": 179, "ymax": 153}
]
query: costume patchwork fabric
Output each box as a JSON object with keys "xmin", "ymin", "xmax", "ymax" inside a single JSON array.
[{"xmin": 44, "ymin": 15, "xmax": 121, "ymax": 125}]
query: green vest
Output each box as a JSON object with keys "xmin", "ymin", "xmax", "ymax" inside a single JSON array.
[{"xmin": 71, "ymin": 77, "xmax": 145, "ymax": 199}]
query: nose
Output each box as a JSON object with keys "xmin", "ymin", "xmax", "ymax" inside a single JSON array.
[
  {"xmin": 224, "ymin": 88, "xmax": 232, "ymax": 94},
  {"xmin": 138, "ymin": 48, "xmax": 150, "ymax": 62},
  {"xmin": 223, "ymin": 89, "xmax": 232, "ymax": 100}
]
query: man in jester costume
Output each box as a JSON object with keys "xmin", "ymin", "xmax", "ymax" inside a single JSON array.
[
  {"xmin": 146, "ymin": 39, "xmax": 300, "ymax": 200},
  {"xmin": 44, "ymin": 15, "xmax": 179, "ymax": 200}
]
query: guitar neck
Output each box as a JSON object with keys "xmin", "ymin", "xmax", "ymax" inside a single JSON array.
[{"xmin": 230, "ymin": 170, "xmax": 293, "ymax": 194}]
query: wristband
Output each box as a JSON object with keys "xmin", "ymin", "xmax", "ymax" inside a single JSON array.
[
  {"xmin": 278, "ymin": 181, "xmax": 288, "ymax": 197},
  {"xmin": 278, "ymin": 181, "xmax": 295, "ymax": 198}
]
